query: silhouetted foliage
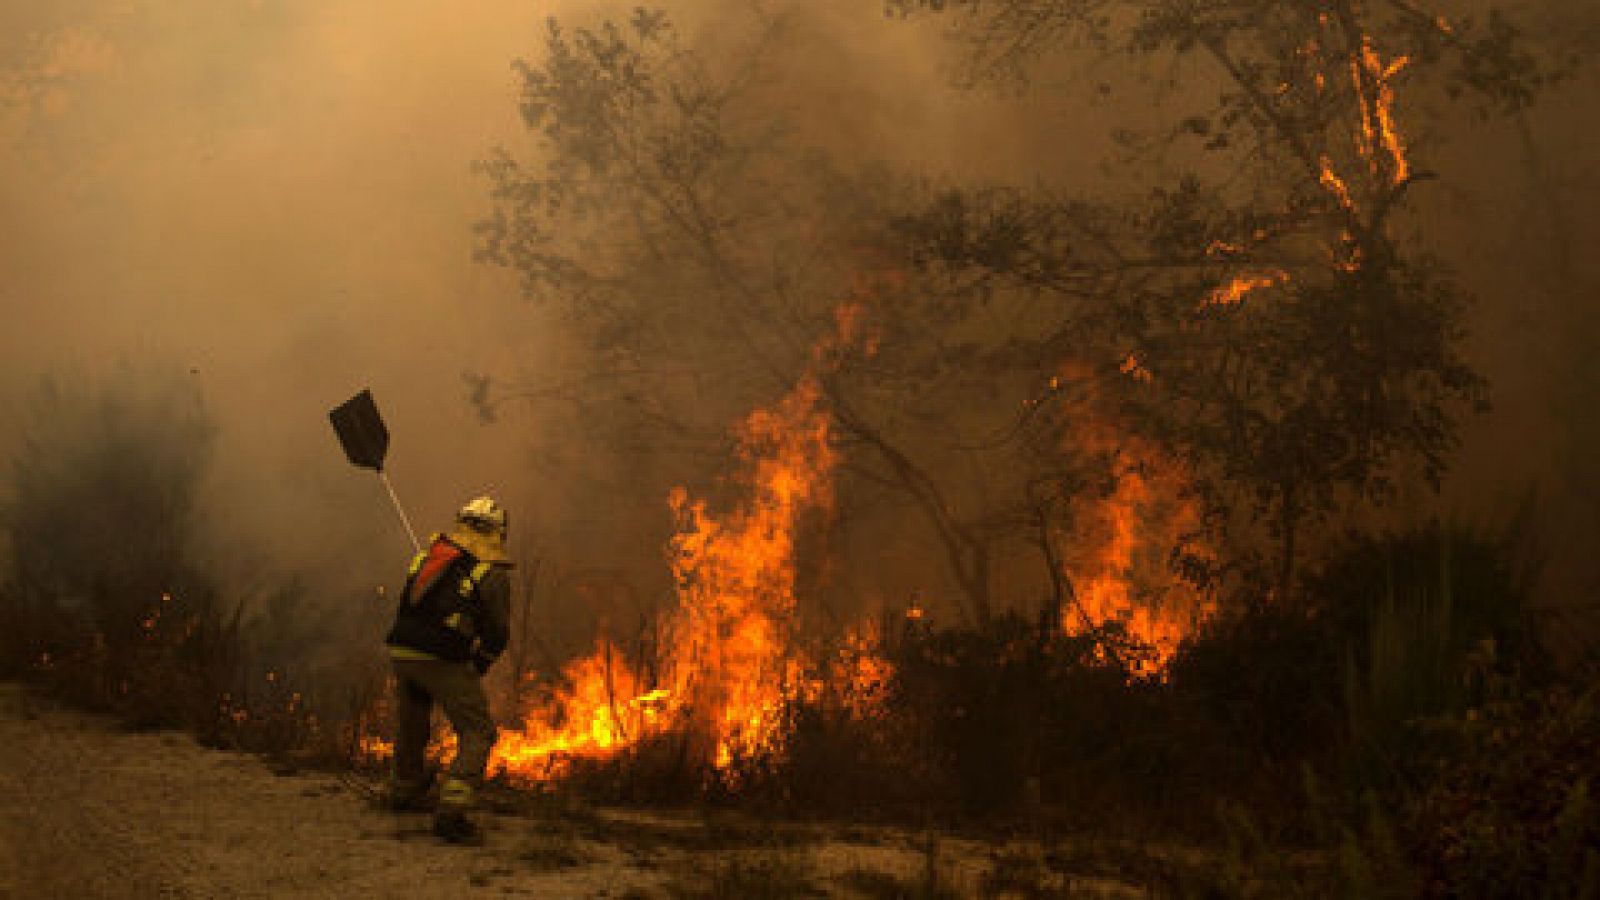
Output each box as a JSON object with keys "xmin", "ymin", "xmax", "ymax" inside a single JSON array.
[
  {"xmin": 478, "ymin": 1, "xmax": 1561, "ymax": 631},
  {"xmin": 882, "ymin": 0, "xmax": 1562, "ymax": 599},
  {"xmin": 0, "ymin": 366, "xmax": 237, "ymax": 734},
  {"xmin": 476, "ymin": 9, "xmax": 1077, "ymax": 624},
  {"xmin": 1169, "ymin": 600, "xmax": 1344, "ymax": 768},
  {"xmin": 1405, "ymin": 670, "xmax": 1600, "ymax": 898}
]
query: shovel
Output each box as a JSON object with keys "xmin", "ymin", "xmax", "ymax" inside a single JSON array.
[{"xmin": 328, "ymin": 388, "xmax": 421, "ymax": 553}]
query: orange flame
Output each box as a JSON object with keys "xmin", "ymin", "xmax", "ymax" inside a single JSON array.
[
  {"xmin": 1205, "ymin": 270, "xmax": 1290, "ymax": 307},
  {"xmin": 830, "ymin": 620, "xmax": 894, "ymax": 722},
  {"xmin": 1353, "ymin": 38, "xmax": 1411, "ymax": 184},
  {"xmin": 1118, "ymin": 353, "xmax": 1154, "ymax": 384},
  {"xmin": 1315, "ymin": 31, "xmax": 1411, "ymax": 224},
  {"xmin": 660, "ymin": 371, "xmax": 837, "ymax": 772},
  {"xmin": 487, "ymin": 644, "xmax": 669, "ymax": 781},
  {"xmin": 454, "ymin": 309, "xmax": 860, "ymax": 785},
  {"xmin": 1319, "ymin": 156, "xmax": 1356, "ymax": 211},
  {"xmin": 1064, "ymin": 448, "xmax": 1214, "ymax": 675},
  {"xmin": 1054, "ymin": 368, "xmax": 1216, "ymax": 676}
]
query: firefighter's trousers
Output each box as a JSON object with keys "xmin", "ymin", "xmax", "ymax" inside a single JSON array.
[{"xmin": 391, "ymin": 658, "xmax": 497, "ymax": 805}]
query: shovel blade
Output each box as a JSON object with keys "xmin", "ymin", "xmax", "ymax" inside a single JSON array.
[{"xmin": 329, "ymin": 389, "xmax": 389, "ymax": 471}]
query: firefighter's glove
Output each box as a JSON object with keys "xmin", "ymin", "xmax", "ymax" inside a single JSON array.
[{"xmin": 472, "ymin": 652, "xmax": 495, "ymax": 676}]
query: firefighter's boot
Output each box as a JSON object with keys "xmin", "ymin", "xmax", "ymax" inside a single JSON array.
[{"xmin": 431, "ymin": 777, "xmax": 481, "ymax": 844}]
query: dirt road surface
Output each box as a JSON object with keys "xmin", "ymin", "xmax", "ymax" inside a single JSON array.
[{"xmin": 0, "ymin": 684, "xmax": 1151, "ymax": 898}]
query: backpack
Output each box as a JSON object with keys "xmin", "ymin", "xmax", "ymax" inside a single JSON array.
[{"xmin": 385, "ymin": 535, "xmax": 496, "ymax": 660}]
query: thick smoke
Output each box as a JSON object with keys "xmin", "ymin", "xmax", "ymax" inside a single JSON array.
[{"xmin": 1, "ymin": 1, "xmax": 1596, "ymax": 658}]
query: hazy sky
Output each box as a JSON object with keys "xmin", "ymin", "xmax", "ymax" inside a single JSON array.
[{"xmin": 1, "ymin": 2, "xmax": 559, "ymax": 575}]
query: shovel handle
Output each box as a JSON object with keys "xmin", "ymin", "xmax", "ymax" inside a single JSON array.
[{"xmin": 378, "ymin": 470, "xmax": 422, "ymax": 554}]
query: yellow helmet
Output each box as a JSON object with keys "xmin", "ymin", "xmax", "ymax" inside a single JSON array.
[{"xmin": 457, "ymin": 495, "xmax": 507, "ymax": 535}]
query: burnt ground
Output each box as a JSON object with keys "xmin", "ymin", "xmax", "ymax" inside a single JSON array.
[{"xmin": 0, "ymin": 683, "xmax": 1160, "ymax": 898}]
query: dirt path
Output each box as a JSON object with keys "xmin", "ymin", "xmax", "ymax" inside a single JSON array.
[
  {"xmin": 0, "ymin": 684, "xmax": 1153, "ymax": 898},
  {"xmin": 0, "ymin": 684, "xmax": 669, "ymax": 899}
]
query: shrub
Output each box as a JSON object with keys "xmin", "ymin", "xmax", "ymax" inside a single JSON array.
[
  {"xmin": 1313, "ymin": 523, "xmax": 1547, "ymax": 800},
  {"xmin": 1404, "ymin": 670, "xmax": 1600, "ymax": 898},
  {"xmin": 1306, "ymin": 522, "xmax": 1545, "ymax": 685},
  {"xmin": 880, "ymin": 612, "xmax": 1239, "ymax": 829},
  {"xmin": 0, "ymin": 367, "xmax": 239, "ymax": 734},
  {"xmin": 1164, "ymin": 598, "xmax": 1350, "ymax": 781}
]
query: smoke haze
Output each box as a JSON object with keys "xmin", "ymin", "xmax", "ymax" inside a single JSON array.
[{"xmin": 1, "ymin": 1, "xmax": 1596, "ymax": 646}]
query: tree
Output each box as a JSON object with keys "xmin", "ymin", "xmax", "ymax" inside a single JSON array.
[
  {"xmin": 475, "ymin": 10, "xmax": 1055, "ymax": 624},
  {"xmin": 478, "ymin": 0, "xmax": 1554, "ymax": 637},
  {"xmin": 886, "ymin": 0, "xmax": 1555, "ymax": 600}
]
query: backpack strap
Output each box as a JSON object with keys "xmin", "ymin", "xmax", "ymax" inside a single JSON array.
[
  {"xmin": 458, "ymin": 561, "xmax": 495, "ymax": 598},
  {"xmin": 441, "ymin": 561, "xmax": 496, "ymax": 631}
]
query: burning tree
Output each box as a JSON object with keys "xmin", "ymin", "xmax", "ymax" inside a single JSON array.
[
  {"xmin": 472, "ymin": 10, "xmax": 1046, "ymax": 627},
  {"xmin": 887, "ymin": 0, "xmax": 1555, "ymax": 603},
  {"xmin": 471, "ymin": 8, "xmax": 1191, "ymax": 636},
  {"xmin": 473, "ymin": 0, "xmax": 1557, "ymax": 706}
]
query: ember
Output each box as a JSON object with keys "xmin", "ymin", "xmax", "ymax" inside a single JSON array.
[{"xmin": 1205, "ymin": 271, "xmax": 1290, "ymax": 308}]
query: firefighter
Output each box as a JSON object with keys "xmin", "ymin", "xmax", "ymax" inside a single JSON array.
[{"xmin": 383, "ymin": 495, "xmax": 513, "ymax": 843}]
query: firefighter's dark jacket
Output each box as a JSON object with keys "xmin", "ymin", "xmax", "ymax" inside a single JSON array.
[{"xmin": 385, "ymin": 530, "xmax": 512, "ymax": 667}]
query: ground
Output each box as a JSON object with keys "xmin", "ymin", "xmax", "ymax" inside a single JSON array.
[{"xmin": 0, "ymin": 683, "xmax": 1154, "ymax": 899}]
